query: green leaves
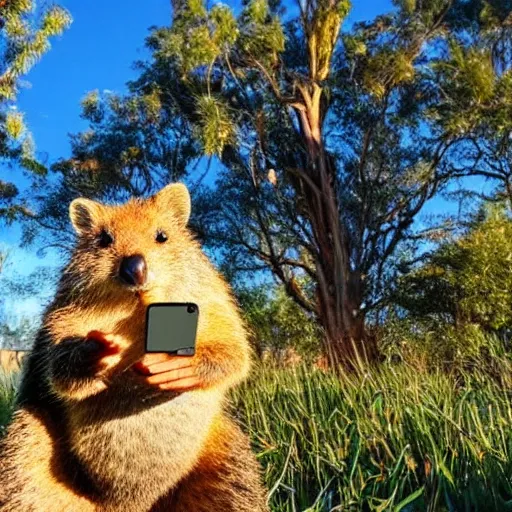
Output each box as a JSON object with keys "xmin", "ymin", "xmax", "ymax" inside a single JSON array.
[
  {"xmin": 396, "ymin": 0, "xmax": 417, "ymax": 15},
  {"xmin": 167, "ymin": 0, "xmax": 285, "ymax": 79},
  {"xmin": 210, "ymin": 5, "xmax": 239, "ymax": 48},
  {"xmin": 430, "ymin": 2, "xmax": 512, "ymax": 139},
  {"xmin": 396, "ymin": 204, "xmax": 512, "ymax": 333},
  {"xmin": 363, "ymin": 49, "xmax": 415, "ymax": 99},
  {"xmin": 164, "ymin": 0, "xmax": 239, "ymax": 76},
  {"xmin": 237, "ymin": 282, "xmax": 321, "ymax": 358},
  {"xmin": 40, "ymin": 6, "xmax": 72, "ymax": 37},
  {"xmin": 141, "ymin": 88, "xmax": 162, "ymax": 123},
  {"xmin": 395, "ymin": 486, "xmax": 424, "ymax": 511},
  {"xmin": 4, "ymin": 17, "xmax": 30, "ymax": 39},
  {"xmin": 231, "ymin": 346, "xmax": 512, "ymax": 510},
  {"xmin": 5, "ymin": 111, "xmax": 25, "ymax": 140},
  {"xmin": 238, "ymin": 0, "xmax": 285, "ymax": 66},
  {"xmin": 443, "ymin": 41, "xmax": 495, "ymax": 101},
  {"xmin": 3, "ymin": 0, "xmax": 33, "ymax": 16},
  {"xmin": 164, "ymin": 25, "xmax": 220, "ymax": 75},
  {"xmin": 80, "ymin": 90, "xmax": 103, "ymax": 122},
  {"xmin": 1, "ymin": 5, "xmax": 71, "ymax": 93},
  {"xmin": 186, "ymin": 0, "xmax": 207, "ymax": 18},
  {"xmin": 154, "ymin": 0, "xmax": 285, "ymax": 157},
  {"xmin": 0, "ymin": 0, "xmax": 71, "ymax": 227},
  {"xmin": 307, "ymin": 0, "xmax": 351, "ymax": 80},
  {"xmin": 245, "ymin": 0, "xmax": 269, "ymax": 24},
  {"xmin": 194, "ymin": 95, "xmax": 235, "ymax": 155},
  {"xmin": 344, "ymin": 35, "xmax": 367, "ymax": 57}
]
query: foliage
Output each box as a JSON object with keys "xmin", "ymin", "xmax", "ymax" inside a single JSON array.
[
  {"xmin": 380, "ymin": 318, "xmax": 512, "ymax": 377},
  {"xmin": 237, "ymin": 282, "xmax": 322, "ymax": 360},
  {"xmin": 23, "ymin": 85, "xmax": 199, "ymax": 251},
  {"xmin": 395, "ymin": 204, "xmax": 512, "ymax": 332},
  {"xmin": 0, "ymin": 253, "xmax": 54, "ymax": 348},
  {"xmin": 0, "ymin": 316, "xmax": 38, "ymax": 350},
  {"xmin": 194, "ymin": 95, "xmax": 235, "ymax": 156},
  {"xmin": 0, "ymin": 0, "xmax": 71, "ymax": 223},
  {"xmin": 430, "ymin": 0, "xmax": 512, "ymax": 205}
]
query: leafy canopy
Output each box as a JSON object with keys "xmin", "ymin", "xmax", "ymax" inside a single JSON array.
[{"xmin": 0, "ymin": 0, "xmax": 71, "ymax": 223}]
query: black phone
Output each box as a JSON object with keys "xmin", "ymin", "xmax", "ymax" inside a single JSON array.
[{"xmin": 145, "ymin": 303, "xmax": 199, "ymax": 355}]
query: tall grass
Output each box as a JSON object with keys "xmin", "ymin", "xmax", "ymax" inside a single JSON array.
[
  {"xmin": 231, "ymin": 353, "xmax": 512, "ymax": 510},
  {"xmin": 2, "ymin": 337, "xmax": 512, "ymax": 511},
  {"xmin": 0, "ymin": 370, "xmax": 19, "ymax": 438}
]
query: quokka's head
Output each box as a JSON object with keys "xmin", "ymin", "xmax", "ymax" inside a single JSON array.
[{"xmin": 68, "ymin": 183, "xmax": 197, "ymax": 302}]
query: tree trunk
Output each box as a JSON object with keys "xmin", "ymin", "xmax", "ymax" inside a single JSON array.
[
  {"xmin": 292, "ymin": 85, "xmax": 376, "ymax": 368},
  {"xmin": 316, "ymin": 271, "xmax": 374, "ymax": 368},
  {"xmin": 310, "ymin": 200, "xmax": 372, "ymax": 367}
]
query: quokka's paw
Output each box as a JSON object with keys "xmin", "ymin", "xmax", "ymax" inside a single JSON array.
[
  {"xmin": 83, "ymin": 331, "xmax": 124, "ymax": 375},
  {"xmin": 133, "ymin": 353, "xmax": 202, "ymax": 392},
  {"xmin": 51, "ymin": 332, "xmax": 123, "ymax": 382}
]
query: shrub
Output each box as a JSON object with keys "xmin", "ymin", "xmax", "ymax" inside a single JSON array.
[
  {"xmin": 237, "ymin": 283, "xmax": 322, "ymax": 361},
  {"xmin": 395, "ymin": 204, "xmax": 512, "ymax": 334}
]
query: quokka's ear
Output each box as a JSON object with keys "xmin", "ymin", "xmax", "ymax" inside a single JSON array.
[
  {"xmin": 69, "ymin": 198, "xmax": 104, "ymax": 234},
  {"xmin": 154, "ymin": 183, "xmax": 191, "ymax": 226}
]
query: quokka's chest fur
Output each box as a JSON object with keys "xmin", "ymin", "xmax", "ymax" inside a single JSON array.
[{"xmin": 64, "ymin": 374, "xmax": 224, "ymax": 504}]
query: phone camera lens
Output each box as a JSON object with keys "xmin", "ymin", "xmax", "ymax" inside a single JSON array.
[{"xmin": 187, "ymin": 305, "xmax": 197, "ymax": 314}]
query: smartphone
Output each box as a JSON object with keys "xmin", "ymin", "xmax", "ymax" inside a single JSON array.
[{"xmin": 145, "ymin": 303, "xmax": 199, "ymax": 355}]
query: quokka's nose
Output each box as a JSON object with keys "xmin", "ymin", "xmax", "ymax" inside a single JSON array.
[{"xmin": 119, "ymin": 255, "xmax": 147, "ymax": 287}]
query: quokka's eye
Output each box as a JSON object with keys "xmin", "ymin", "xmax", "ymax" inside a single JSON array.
[
  {"xmin": 98, "ymin": 229, "xmax": 114, "ymax": 248},
  {"xmin": 156, "ymin": 231, "xmax": 168, "ymax": 244}
]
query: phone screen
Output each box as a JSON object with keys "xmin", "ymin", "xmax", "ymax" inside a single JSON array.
[{"xmin": 145, "ymin": 303, "xmax": 199, "ymax": 355}]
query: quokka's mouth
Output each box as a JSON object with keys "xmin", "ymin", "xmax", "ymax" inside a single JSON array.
[{"xmin": 113, "ymin": 274, "xmax": 149, "ymax": 292}]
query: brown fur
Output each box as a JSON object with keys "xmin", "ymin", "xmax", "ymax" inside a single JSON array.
[{"xmin": 0, "ymin": 184, "xmax": 268, "ymax": 511}]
